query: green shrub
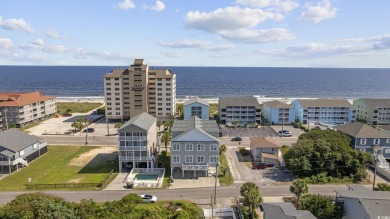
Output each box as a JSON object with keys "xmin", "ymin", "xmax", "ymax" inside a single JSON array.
[{"xmin": 239, "ymin": 147, "xmax": 249, "ymax": 156}]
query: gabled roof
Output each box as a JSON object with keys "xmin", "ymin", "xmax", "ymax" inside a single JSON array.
[
  {"xmin": 355, "ymin": 98, "xmax": 390, "ymax": 108},
  {"xmin": 0, "ymin": 128, "xmax": 43, "ymax": 153},
  {"xmin": 250, "ymin": 137, "xmax": 281, "ymax": 148},
  {"xmin": 172, "ymin": 128, "xmax": 218, "ymax": 142},
  {"xmin": 293, "ymin": 99, "xmax": 353, "ymax": 108},
  {"xmin": 184, "ymin": 98, "xmax": 209, "ymax": 107},
  {"xmin": 335, "ymin": 122, "xmax": 390, "ymax": 138},
  {"xmin": 335, "ymin": 184, "xmax": 390, "ymax": 218},
  {"xmin": 118, "ymin": 112, "xmax": 156, "ymax": 131},
  {"xmin": 261, "ymin": 202, "xmax": 316, "ymax": 219},
  {"xmin": 219, "ymin": 97, "xmax": 261, "ymax": 108},
  {"xmin": 263, "ymin": 100, "xmax": 293, "ymax": 109},
  {"xmin": 172, "ymin": 116, "xmax": 218, "ymax": 136},
  {"xmin": 0, "ymin": 92, "xmax": 54, "ymax": 107}
]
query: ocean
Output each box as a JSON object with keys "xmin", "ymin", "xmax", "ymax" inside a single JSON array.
[{"xmin": 0, "ymin": 66, "xmax": 389, "ymax": 99}]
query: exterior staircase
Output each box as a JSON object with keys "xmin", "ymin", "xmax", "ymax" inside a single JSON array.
[
  {"xmin": 19, "ymin": 158, "xmax": 28, "ymax": 167},
  {"xmin": 377, "ymin": 154, "xmax": 389, "ymax": 170}
]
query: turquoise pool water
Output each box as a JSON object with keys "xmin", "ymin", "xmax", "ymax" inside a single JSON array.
[{"xmin": 135, "ymin": 174, "xmax": 158, "ymax": 180}]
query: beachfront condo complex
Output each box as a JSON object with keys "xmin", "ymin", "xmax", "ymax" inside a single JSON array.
[
  {"xmin": 104, "ymin": 59, "xmax": 176, "ymax": 120},
  {"xmin": 218, "ymin": 97, "xmax": 261, "ymax": 125},
  {"xmin": 0, "ymin": 92, "xmax": 56, "ymax": 128},
  {"xmin": 354, "ymin": 98, "xmax": 390, "ymax": 125},
  {"xmin": 292, "ymin": 99, "xmax": 356, "ymax": 125}
]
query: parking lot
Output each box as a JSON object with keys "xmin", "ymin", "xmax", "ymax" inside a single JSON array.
[{"xmin": 220, "ymin": 127, "xmax": 279, "ymax": 138}]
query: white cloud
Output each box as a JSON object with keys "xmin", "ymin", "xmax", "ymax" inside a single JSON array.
[
  {"xmin": 236, "ymin": 0, "xmax": 299, "ymax": 12},
  {"xmin": 159, "ymin": 40, "xmax": 235, "ymax": 51},
  {"xmin": 185, "ymin": 7, "xmax": 283, "ymax": 33},
  {"xmin": 46, "ymin": 30, "xmax": 65, "ymax": 39},
  {"xmin": 0, "ymin": 38, "xmax": 14, "ymax": 48},
  {"xmin": 0, "ymin": 16, "xmax": 34, "ymax": 33},
  {"xmin": 117, "ymin": 0, "xmax": 135, "ymax": 10},
  {"xmin": 145, "ymin": 0, "xmax": 166, "ymax": 12},
  {"xmin": 32, "ymin": 38, "xmax": 45, "ymax": 46},
  {"xmin": 184, "ymin": 6, "xmax": 292, "ymax": 44},
  {"xmin": 43, "ymin": 45, "xmax": 67, "ymax": 53},
  {"xmin": 299, "ymin": 0, "xmax": 337, "ymax": 23},
  {"xmin": 163, "ymin": 51, "xmax": 181, "ymax": 57},
  {"xmin": 220, "ymin": 28, "xmax": 293, "ymax": 43}
]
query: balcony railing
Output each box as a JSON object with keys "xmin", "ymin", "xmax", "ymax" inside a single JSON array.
[
  {"xmin": 119, "ymin": 156, "xmax": 154, "ymax": 161},
  {"xmin": 182, "ymin": 164, "xmax": 208, "ymax": 170},
  {"xmin": 119, "ymin": 146, "xmax": 148, "ymax": 151},
  {"xmin": 119, "ymin": 136, "xmax": 147, "ymax": 141}
]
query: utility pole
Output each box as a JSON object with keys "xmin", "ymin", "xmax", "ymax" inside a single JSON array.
[
  {"xmin": 214, "ymin": 152, "xmax": 219, "ymax": 205},
  {"xmin": 106, "ymin": 118, "xmax": 110, "ymax": 136},
  {"xmin": 373, "ymin": 153, "xmax": 378, "ymax": 191},
  {"xmin": 4, "ymin": 108, "xmax": 9, "ymax": 129}
]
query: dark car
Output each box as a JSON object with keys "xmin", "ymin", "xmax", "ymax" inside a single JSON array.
[
  {"xmin": 231, "ymin": 137, "xmax": 242, "ymax": 141},
  {"xmin": 266, "ymin": 163, "xmax": 275, "ymax": 167},
  {"xmin": 253, "ymin": 163, "xmax": 267, "ymax": 169},
  {"xmin": 83, "ymin": 128, "xmax": 95, "ymax": 132}
]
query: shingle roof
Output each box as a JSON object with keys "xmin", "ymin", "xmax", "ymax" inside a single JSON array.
[
  {"xmin": 0, "ymin": 128, "xmax": 43, "ymax": 153},
  {"xmin": 219, "ymin": 97, "xmax": 261, "ymax": 108},
  {"xmin": 294, "ymin": 99, "xmax": 353, "ymax": 108},
  {"xmin": 261, "ymin": 202, "xmax": 316, "ymax": 219},
  {"xmin": 0, "ymin": 92, "xmax": 54, "ymax": 107},
  {"xmin": 172, "ymin": 116, "xmax": 218, "ymax": 135},
  {"xmin": 250, "ymin": 137, "xmax": 281, "ymax": 148},
  {"xmin": 335, "ymin": 122, "xmax": 390, "ymax": 138},
  {"xmin": 356, "ymin": 98, "xmax": 390, "ymax": 108},
  {"xmin": 335, "ymin": 184, "xmax": 390, "ymax": 218},
  {"xmin": 184, "ymin": 98, "xmax": 209, "ymax": 106},
  {"xmin": 118, "ymin": 112, "xmax": 156, "ymax": 131},
  {"xmin": 263, "ymin": 100, "xmax": 293, "ymax": 109},
  {"xmin": 172, "ymin": 128, "xmax": 219, "ymax": 142}
]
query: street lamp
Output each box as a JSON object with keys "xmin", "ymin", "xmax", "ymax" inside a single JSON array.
[{"xmin": 214, "ymin": 153, "xmax": 219, "ymax": 205}]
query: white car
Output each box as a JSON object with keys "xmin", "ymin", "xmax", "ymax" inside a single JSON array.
[{"xmin": 140, "ymin": 194, "xmax": 157, "ymax": 203}]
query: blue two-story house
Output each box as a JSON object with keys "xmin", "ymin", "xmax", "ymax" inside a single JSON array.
[
  {"xmin": 262, "ymin": 100, "xmax": 295, "ymax": 125},
  {"xmin": 335, "ymin": 122, "xmax": 390, "ymax": 159},
  {"xmin": 184, "ymin": 98, "xmax": 209, "ymax": 120}
]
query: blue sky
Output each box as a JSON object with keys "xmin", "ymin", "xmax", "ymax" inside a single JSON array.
[{"xmin": 0, "ymin": 0, "xmax": 389, "ymax": 67}]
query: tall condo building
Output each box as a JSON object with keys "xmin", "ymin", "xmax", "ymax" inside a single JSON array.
[{"xmin": 104, "ymin": 59, "xmax": 176, "ymax": 120}]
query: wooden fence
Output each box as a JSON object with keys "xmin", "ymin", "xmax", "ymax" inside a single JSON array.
[{"xmin": 25, "ymin": 169, "xmax": 115, "ymax": 189}]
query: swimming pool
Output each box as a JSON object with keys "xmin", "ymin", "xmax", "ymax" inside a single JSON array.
[{"xmin": 135, "ymin": 174, "xmax": 159, "ymax": 181}]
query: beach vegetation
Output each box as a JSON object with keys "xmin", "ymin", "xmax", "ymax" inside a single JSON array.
[
  {"xmin": 240, "ymin": 182, "xmax": 262, "ymax": 219},
  {"xmin": 218, "ymin": 152, "xmax": 233, "ymax": 186},
  {"xmin": 0, "ymin": 193, "xmax": 202, "ymax": 219},
  {"xmin": 283, "ymin": 130, "xmax": 372, "ymax": 183},
  {"xmin": 377, "ymin": 183, "xmax": 390, "ymax": 191},
  {"xmin": 297, "ymin": 194, "xmax": 344, "ymax": 219},
  {"xmin": 290, "ymin": 179, "xmax": 308, "ymax": 201},
  {"xmin": 56, "ymin": 102, "xmax": 103, "ymax": 115},
  {"xmin": 114, "ymin": 122, "xmax": 123, "ymax": 129}
]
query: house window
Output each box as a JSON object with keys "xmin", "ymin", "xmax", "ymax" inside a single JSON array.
[
  {"xmin": 360, "ymin": 139, "xmax": 367, "ymax": 145},
  {"xmin": 172, "ymin": 144, "xmax": 180, "ymax": 151},
  {"xmin": 387, "ymin": 139, "xmax": 390, "ymax": 143},
  {"xmin": 185, "ymin": 155, "xmax": 193, "ymax": 163},
  {"xmin": 172, "ymin": 155, "xmax": 180, "ymax": 163},
  {"xmin": 19, "ymin": 150, "xmax": 25, "ymax": 156},
  {"xmin": 33, "ymin": 144, "xmax": 38, "ymax": 150},
  {"xmin": 374, "ymin": 139, "xmax": 380, "ymax": 145},
  {"xmin": 210, "ymin": 144, "xmax": 218, "ymax": 151},
  {"xmin": 197, "ymin": 156, "xmax": 205, "ymax": 163},
  {"xmin": 197, "ymin": 144, "xmax": 205, "ymax": 151},
  {"xmin": 209, "ymin": 156, "xmax": 218, "ymax": 163},
  {"xmin": 185, "ymin": 144, "xmax": 193, "ymax": 151},
  {"xmin": 385, "ymin": 149, "xmax": 390, "ymax": 153}
]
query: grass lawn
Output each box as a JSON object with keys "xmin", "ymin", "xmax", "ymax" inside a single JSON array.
[
  {"xmin": 209, "ymin": 103, "xmax": 218, "ymax": 116},
  {"xmin": 219, "ymin": 152, "xmax": 233, "ymax": 186},
  {"xmin": 56, "ymin": 102, "xmax": 103, "ymax": 115},
  {"xmin": 0, "ymin": 146, "xmax": 117, "ymax": 191}
]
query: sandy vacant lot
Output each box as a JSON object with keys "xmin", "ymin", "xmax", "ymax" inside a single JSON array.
[{"xmin": 69, "ymin": 147, "xmax": 117, "ymax": 167}]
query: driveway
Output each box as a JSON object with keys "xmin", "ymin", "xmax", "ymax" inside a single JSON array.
[{"xmin": 225, "ymin": 147, "xmax": 293, "ymax": 185}]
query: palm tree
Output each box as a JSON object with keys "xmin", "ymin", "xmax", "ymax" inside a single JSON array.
[
  {"xmin": 114, "ymin": 122, "xmax": 123, "ymax": 130},
  {"xmin": 71, "ymin": 121, "xmax": 84, "ymax": 133},
  {"xmin": 160, "ymin": 131, "xmax": 172, "ymax": 152},
  {"xmin": 232, "ymin": 121, "xmax": 239, "ymax": 128},
  {"xmin": 290, "ymin": 179, "xmax": 308, "ymax": 201},
  {"xmin": 157, "ymin": 119, "xmax": 163, "ymax": 131},
  {"xmin": 164, "ymin": 119, "xmax": 174, "ymax": 132},
  {"xmin": 219, "ymin": 144, "xmax": 227, "ymax": 155},
  {"xmin": 240, "ymin": 182, "xmax": 263, "ymax": 219}
]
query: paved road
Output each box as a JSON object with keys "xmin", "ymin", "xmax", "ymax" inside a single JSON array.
[
  {"xmin": 0, "ymin": 184, "xmax": 353, "ymax": 205},
  {"xmin": 42, "ymin": 135, "xmax": 117, "ymax": 146}
]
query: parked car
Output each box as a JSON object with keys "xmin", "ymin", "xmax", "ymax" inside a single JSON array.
[
  {"xmin": 293, "ymin": 124, "xmax": 299, "ymax": 128},
  {"xmin": 266, "ymin": 163, "xmax": 275, "ymax": 167},
  {"xmin": 253, "ymin": 163, "xmax": 267, "ymax": 169},
  {"xmin": 83, "ymin": 128, "xmax": 95, "ymax": 132},
  {"xmin": 279, "ymin": 130, "xmax": 293, "ymax": 137},
  {"xmin": 62, "ymin": 113, "xmax": 73, "ymax": 117},
  {"xmin": 231, "ymin": 137, "xmax": 242, "ymax": 141},
  {"xmin": 140, "ymin": 194, "xmax": 157, "ymax": 203}
]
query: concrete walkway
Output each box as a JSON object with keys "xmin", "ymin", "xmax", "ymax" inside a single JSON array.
[
  {"xmin": 169, "ymin": 177, "xmax": 220, "ymax": 189},
  {"xmin": 104, "ymin": 173, "xmax": 129, "ymax": 191}
]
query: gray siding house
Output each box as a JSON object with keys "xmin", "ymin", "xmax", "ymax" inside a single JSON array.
[
  {"xmin": 0, "ymin": 128, "xmax": 48, "ymax": 173},
  {"xmin": 335, "ymin": 184, "xmax": 390, "ymax": 219},
  {"xmin": 118, "ymin": 112, "xmax": 157, "ymax": 172},
  {"xmin": 335, "ymin": 122, "xmax": 390, "ymax": 159},
  {"xmin": 261, "ymin": 202, "xmax": 316, "ymax": 219},
  {"xmin": 171, "ymin": 116, "xmax": 219, "ymax": 179},
  {"xmin": 183, "ymin": 98, "xmax": 209, "ymax": 120}
]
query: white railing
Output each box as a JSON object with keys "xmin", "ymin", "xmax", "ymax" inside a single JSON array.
[
  {"xmin": 119, "ymin": 136, "xmax": 147, "ymax": 141},
  {"xmin": 119, "ymin": 146, "xmax": 148, "ymax": 151},
  {"xmin": 119, "ymin": 156, "xmax": 153, "ymax": 161},
  {"xmin": 0, "ymin": 160, "xmax": 12, "ymax": 165},
  {"xmin": 182, "ymin": 164, "xmax": 208, "ymax": 170}
]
